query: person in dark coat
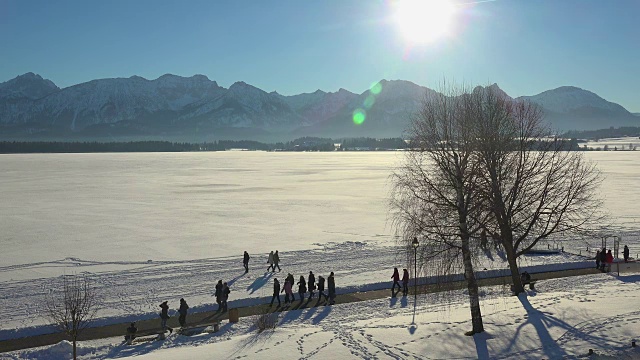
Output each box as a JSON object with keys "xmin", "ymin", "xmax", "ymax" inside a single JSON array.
[
  {"xmin": 286, "ymin": 273, "xmax": 295, "ymax": 301},
  {"xmin": 159, "ymin": 301, "xmax": 173, "ymax": 333},
  {"xmin": 402, "ymin": 269, "xmax": 410, "ymax": 296},
  {"xmin": 178, "ymin": 298, "xmax": 189, "ymax": 327},
  {"xmin": 317, "ymin": 275, "xmax": 326, "ymax": 301},
  {"xmin": 327, "ymin": 272, "xmax": 336, "ymax": 305},
  {"xmin": 297, "ymin": 275, "xmax": 307, "ymax": 302},
  {"xmin": 125, "ymin": 322, "xmax": 137, "ymax": 343},
  {"xmin": 308, "ymin": 271, "xmax": 316, "ymax": 298},
  {"xmin": 273, "ymin": 250, "xmax": 282, "ymax": 272},
  {"xmin": 595, "ymin": 250, "xmax": 601, "ymax": 269},
  {"xmin": 243, "ymin": 251, "xmax": 250, "ymax": 273},
  {"xmin": 270, "ymin": 278, "xmax": 281, "ymax": 307},
  {"xmin": 222, "ymin": 282, "xmax": 231, "ymax": 312},
  {"xmin": 623, "ymin": 245, "xmax": 630, "ymax": 263},
  {"xmin": 599, "ymin": 248, "xmax": 607, "ymax": 271},
  {"xmin": 215, "ymin": 280, "xmax": 223, "ymax": 311},
  {"xmin": 391, "ymin": 267, "xmax": 401, "ymax": 296}
]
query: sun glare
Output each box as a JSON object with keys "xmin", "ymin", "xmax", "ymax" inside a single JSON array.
[{"xmin": 393, "ymin": 0, "xmax": 457, "ymax": 45}]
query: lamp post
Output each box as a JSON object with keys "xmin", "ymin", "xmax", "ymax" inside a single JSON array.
[{"xmin": 411, "ymin": 237, "xmax": 419, "ymax": 299}]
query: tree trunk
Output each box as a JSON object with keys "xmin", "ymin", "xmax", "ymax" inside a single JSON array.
[
  {"xmin": 73, "ymin": 336, "xmax": 77, "ymax": 360},
  {"xmin": 503, "ymin": 237, "xmax": 523, "ymax": 294},
  {"xmin": 462, "ymin": 235, "xmax": 484, "ymax": 334}
]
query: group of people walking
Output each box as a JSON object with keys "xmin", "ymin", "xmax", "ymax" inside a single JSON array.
[
  {"xmin": 266, "ymin": 250, "xmax": 282, "ymax": 272},
  {"xmin": 391, "ymin": 267, "xmax": 411, "ymax": 297},
  {"xmin": 215, "ymin": 280, "xmax": 232, "ymax": 312},
  {"xmin": 596, "ymin": 248, "xmax": 615, "ymax": 272},
  {"xmin": 157, "ymin": 298, "xmax": 190, "ymax": 333},
  {"xmin": 270, "ymin": 271, "xmax": 336, "ymax": 307}
]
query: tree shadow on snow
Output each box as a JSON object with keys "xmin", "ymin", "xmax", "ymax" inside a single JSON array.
[
  {"xmin": 246, "ymin": 272, "xmax": 273, "ymax": 294},
  {"xmin": 473, "ymin": 332, "xmax": 494, "ymax": 360}
]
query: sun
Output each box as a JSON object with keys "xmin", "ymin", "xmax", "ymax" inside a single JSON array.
[{"xmin": 393, "ymin": 0, "xmax": 457, "ymax": 45}]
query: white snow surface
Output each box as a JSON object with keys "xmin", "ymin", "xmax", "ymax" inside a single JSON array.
[
  {"xmin": 1, "ymin": 151, "xmax": 640, "ymax": 359},
  {"xmin": 5, "ymin": 272, "xmax": 640, "ymax": 359}
]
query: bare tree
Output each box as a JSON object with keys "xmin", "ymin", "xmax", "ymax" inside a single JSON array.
[
  {"xmin": 45, "ymin": 274, "xmax": 98, "ymax": 360},
  {"xmin": 471, "ymin": 86, "xmax": 603, "ymax": 294},
  {"xmin": 390, "ymin": 84, "xmax": 487, "ymax": 335}
]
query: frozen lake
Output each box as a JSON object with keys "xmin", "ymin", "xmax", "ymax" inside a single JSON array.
[{"xmin": 1, "ymin": 151, "xmax": 639, "ymax": 266}]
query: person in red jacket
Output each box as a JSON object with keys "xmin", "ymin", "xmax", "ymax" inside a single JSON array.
[
  {"xmin": 391, "ymin": 267, "xmax": 401, "ymax": 297},
  {"xmin": 606, "ymin": 249, "xmax": 614, "ymax": 272}
]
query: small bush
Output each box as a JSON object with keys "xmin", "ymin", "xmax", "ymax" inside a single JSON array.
[{"xmin": 254, "ymin": 307, "xmax": 278, "ymax": 332}]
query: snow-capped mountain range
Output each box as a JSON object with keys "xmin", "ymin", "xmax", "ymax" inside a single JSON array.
[{"xmin": 0, "ymin": 73, "xmax": 637, "ymax": 140}]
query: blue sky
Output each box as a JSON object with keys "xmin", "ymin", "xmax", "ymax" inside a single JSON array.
[{"xmin": 1, "ymin": 0, "xmax": 638, "ymax": 111}]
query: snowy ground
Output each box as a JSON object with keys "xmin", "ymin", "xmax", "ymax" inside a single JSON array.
[
  {"xmin": 5, "ymin": 271, "xmax": 640, "ymax": 359},
  {"xmin": 1, "ymin": 150, "xmax": 639, "ymax": 358}
]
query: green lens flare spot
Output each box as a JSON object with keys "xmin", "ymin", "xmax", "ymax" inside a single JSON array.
[
  {"xmin": 370, "ymin": 82, "xmax": 382, "ymax": 95},
  {"xmin": 364, "ymin": 95, "xmax": 376, "ymax": 109},
  {"xmin": 353, "ymin": 109, "xmax": 366, "ymax": 125}
]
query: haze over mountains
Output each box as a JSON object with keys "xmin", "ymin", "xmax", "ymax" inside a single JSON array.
[{"xmin": 0, "ymin": 73, "xmax": 637, "ymax": 141}]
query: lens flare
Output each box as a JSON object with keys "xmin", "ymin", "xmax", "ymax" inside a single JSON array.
[
  {"xmin": 370, "ymin": 81, "xmax": 382, "ymax": 95},
  {"xmin": 364, "ymin": 95, "xmax": 376, "ymax": 109},
  {"xmin": 353, "ymin": 109, "xmax": 366, "ymax": 125}
]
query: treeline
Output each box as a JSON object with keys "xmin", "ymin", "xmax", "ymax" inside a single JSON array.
[
  {"xmin": 563, "ymin": 126, "xmax": 640, "ymax": 140},
  {"xmin": 0, "ymin": 137, "xmax": 406, "ymax": 154}
]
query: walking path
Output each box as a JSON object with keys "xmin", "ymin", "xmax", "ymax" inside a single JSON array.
[{"xmin": 0, "ymin": 267, "xmax": 600, "ymax": 353}]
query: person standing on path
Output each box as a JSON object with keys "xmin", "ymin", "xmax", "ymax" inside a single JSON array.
[
  {"xmin": 267, "ymin": 251, "xmax": 275, "ymax": 272},
  {"xmin": 402, "ymin": 269, "xmax": 410, "ymax": 297},
  {"xmin": 222, "ymin": 282, "xmax": 231, "ymax": 312},
  {"xmin": 317, "ymin": 275, "xmax": 326, "ymax": 302},
  {"xmin": 273, "ymin": 250, "xmax": 282, "ymax": 272},
  {"xmin": 595, "ymin": 250, "xmax": 601, "ymax": 269},
  {"xmin": 159, "ymin": 301, "xmax": 173, "ymax": 333},
  {"xmin": 282, "ymin": 278, "xmax": 294, "ymax": 305},
  {"xmin": 125, "ymin": 322, "xmax": 137, "ymax": 343},
  {"xmin": 327, "ymin": 272, "xmax": 336, "ymax": 305},
  {"xmin": 286, "ymin": 273, "xmax": 295, "ymax": 301},
  {"xmin": 215, "ymin": 280, "xmax": 223, "ymax": 311},
  {"xmin": 606, "ymin": 249, "xmax": 614, "ymax": 272},
  {"xmin": 308, "ymin": 271, "xmax": 316, "ymax": 299},
  {"xmin": 178, "ymin": 298, "xmax": 189, "ymax": 327},
  {"xmin": 243, "ymin": 251, "xmax": 250, "ymax": 273},
  {"xmin": 391, "ymin": 267, "xmax": 401, "ymax": 296},
  {"xmin": 624, "ymin": 245, "xmax": 630, "ymax": 262},
  {"xmin": 599, "ymin": 248, "xmax": 607, "ymax": 271},
  {"xmin": 270, "ymin": 278, "xmax": 281, "ymax": 307},
  {"xmin": 297, "ymin": 275, "xmax": 307, "ymax": 302}
]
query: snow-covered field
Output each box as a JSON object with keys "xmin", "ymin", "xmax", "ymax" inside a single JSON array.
[
  {"xmin": 1, "ymin": 150, "xmax": 639, "ymax": 358},
  {"xmin": 6, "ymin": 271, "xmax": 640, "ymax": 359}
]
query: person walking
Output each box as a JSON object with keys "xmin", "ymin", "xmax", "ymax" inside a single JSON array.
[
  {"xmin": 297, "ymin": 275, "xmax": 307, "ymax": 302},
  {"xmin": 273, "ymin": 250, "xmax": 282, "ymax": 272},
  {"xmin": 159, "ymin": 301, "xmax": 173, "ymax": 333},
  {"xmin": 282, "ymin": 277, "xmax": 294, "ymax": 305},
  {"xmin": 286, "ymin": 273, "xmax": 295, "ymax": 301},
  {"xmin": 222, "ymin": 282, "xmax": 231, "ymax": 312},
  {"xmin": 243, "ymin": 251, "xmax": 250, "ymax": 273},
  {"xmin": 599, "ymin": 248, "xmax": 607, "ymax": 271},
  {"xmin": 595, "ymin": 250, "xmax": 601, "ymax": 269},
  {"xmin": 308, "ymin": 271, "xmax": 316, "ymax": 299},
  {"xmin": 270, "ymin": 278, "xmax": 281, "ymax": 307},
  {"xmin": 317, "ymin": 275, "xmax": 326, "ymax": 301},
  {"xmin": 402, "ymin": 269, "xmax": 410, "ymax": 297},
  {"xmin": 623, "ymin": 245, "xmax": 630, "ymax": 263},
  {"xmin": 215, "ymin": 280, "xmax": 223, "ymax": 311},
  {"xmin": 606, "ymin": 249, "xmax": 614, "ymax": 272},
  {"xmin": 267, "ymin": 251, "xmax": 275, "ymax": 272},
  {"xmin": 178, "ymin": 298, "xmax": 189, "ymax": 327},
  {"xmin": 327, "ymin": 272, "xmax": 336, "ymax": 305},
  {"xmin": 391, "ymin": 267, "xmax": 401, "ymax": 296}
]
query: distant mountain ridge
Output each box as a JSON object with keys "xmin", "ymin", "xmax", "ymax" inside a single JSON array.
[{"xmin": 0, "ymin": 73, "xmax": 637, "ymax": 141}]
